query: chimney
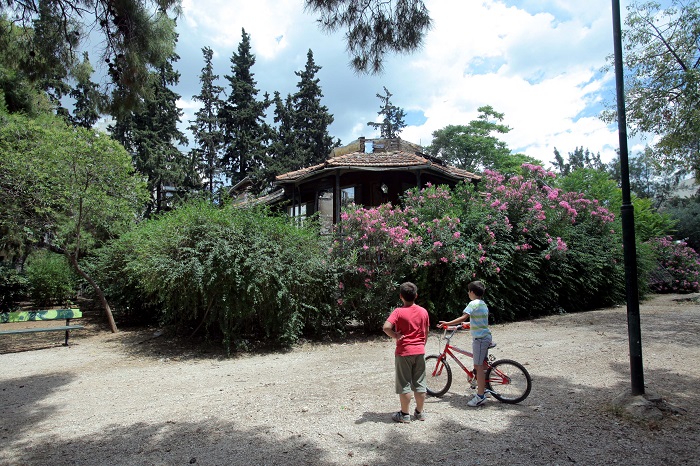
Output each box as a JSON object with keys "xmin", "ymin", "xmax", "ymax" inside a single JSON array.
[{"xmin": 359, "ymin": 136, "xmax": 365, "ymax": 153}]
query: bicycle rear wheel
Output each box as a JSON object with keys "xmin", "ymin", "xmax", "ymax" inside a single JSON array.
[
  {"xmin": 425, "ymin": 354, "xmax": 452, "ymax": 397},
  {"xmin": 486, "ymin": 359, "xmax": 532, "ymax": 404}
]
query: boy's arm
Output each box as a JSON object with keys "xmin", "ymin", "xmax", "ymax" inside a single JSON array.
[
  {"xmin": 383, "ymin": 320, "xmax": 403, "ymax": 340},
  {"xmin": 438, "ymin": 313, "xmax": 469, "ymax": 327}
]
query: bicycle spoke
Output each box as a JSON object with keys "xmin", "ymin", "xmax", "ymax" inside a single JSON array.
[{"xmin": 486, "ymin": 359, "xmax": 532, "ymax": 404}]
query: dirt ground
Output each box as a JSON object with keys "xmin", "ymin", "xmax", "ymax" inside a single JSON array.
[{"xmin": 1, "ymin": 293, "xmax": 699, "ymax": 466}]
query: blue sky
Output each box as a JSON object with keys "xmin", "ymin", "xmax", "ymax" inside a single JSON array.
[{"xmin": 148, "ymin": 0, "xmax": 649, "ymax": 168}]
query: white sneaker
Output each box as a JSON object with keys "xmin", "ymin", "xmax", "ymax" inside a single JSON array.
[{"xmin": 467, "ymin": 394, "xmax": 487, "ymax": 407}]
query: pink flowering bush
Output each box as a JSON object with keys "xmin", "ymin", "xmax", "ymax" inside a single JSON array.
[
  {"xmin": 647, "ymin": 237, "xmax": 700, "ymax": 293},
  {"xmin": 333, "ymin": 164, "xmax": 630, "ymax": 327}
]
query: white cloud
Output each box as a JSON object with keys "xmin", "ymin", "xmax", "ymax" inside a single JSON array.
[
  {"xmin": 174, "ymin": 0, "xmax": 627, "ymax": 167},
  {"xmin": 180, "ymin": 0, "xmax": 302, "ymax": 59}
]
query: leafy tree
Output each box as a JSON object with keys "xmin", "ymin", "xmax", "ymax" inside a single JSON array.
[
  {"xmin": 605, "ymin": 147, "xmax": 682, "ymax": 208},
  {"xmin": 663, "ymin": 195, "xmax": 700, "ymax": 252},
  {"xmin": 24, "ymin": 0, "xmax": 78, "ymax": 109},
  {"xmin": 552, "ymin": 147, "xmax": 603, "ymax": 176},
  {"xmin": 189, "ymin": 46, "xmax": 224, "ymax": 195},
  {"xmin": 304, "ymin": 0, "xmax": 432, "ymax": 73},
  {"xmin": 1, "ymin": 0, "xmax": 182, "ymax": 111},
  {"xmin": 366, "ymin": 86, "xmax": 406, "ymax": 138},
  {"xmin": 495, "ymin": 153, "xmax": 546, "ymax": 177},
  {"xmin": 220, "ymin": 28, "xmax": 270, "ymax": 185},
  {"xmin": 426, "ymin": 105, "xmax": 512, "ymax": 172},
  {"xmin": 602, "ymin": 0, "xmax": 700, "ymax": 175},
  {"xmin": 111, "ymin": 45, "xmax": 190, "ymax": 216},
  {"xmin": 0, "ymin": 15, "xmax": 52, "ymax": 115},
  {"xmin": 555, "ymin": 167, "xmax": 676, "ymax": 242},
  {"xmin": 0, "ymin": 112, "xmax": 149, "ymax": 331}
]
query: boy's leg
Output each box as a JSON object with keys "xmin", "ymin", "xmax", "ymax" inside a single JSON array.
[
  {"xmin": 395, "ymin": 356, "xmax": 413, "ymax": 416},
  {"xmin": 414, "ymin": 390, "xmax": 426, "ymax": 413},
  {"xmin": 475, "ymin": 363, "xmax": 485, "ymax": 396},
  {"xmin": 413, "ymin": 354, "xmax": 427, "ymax": 413},
  {"xmin": 472, "ymin": 338, "xmax": 491, "ymax": 397},
  {"xmin": 399, "ymin": 392, "xmax": 412, "ymax": 413}
]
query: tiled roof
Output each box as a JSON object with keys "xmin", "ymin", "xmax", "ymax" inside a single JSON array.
[
  {"xmin": 275, "ymin": 142, "xmax": 480, "ymax": 183},
  {"xmin": 232, "ymin": 188, "xmax": 286, "ymax": 207}
]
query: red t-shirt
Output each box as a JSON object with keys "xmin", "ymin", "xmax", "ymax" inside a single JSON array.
[{"xmin": 387, "ymin": 303, "xmax": 430, "ymax": 356}]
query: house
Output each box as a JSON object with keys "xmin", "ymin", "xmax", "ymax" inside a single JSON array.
[{"xmin": 272, "ymin": 137, "xmax": 480, "ymax": 232}]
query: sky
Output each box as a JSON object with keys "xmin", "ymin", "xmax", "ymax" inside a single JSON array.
[{"xmin": 164, "ymin": 0, "xmax": 644, "ymax": 169}]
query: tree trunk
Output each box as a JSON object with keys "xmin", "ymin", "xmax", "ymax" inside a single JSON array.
[{"xmin": 66, "ymin": 253, "xmax": 119, "ymax": 333}]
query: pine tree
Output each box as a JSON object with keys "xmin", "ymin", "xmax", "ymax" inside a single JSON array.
[
  {"xmin": 189, "ymin": 46, "xmax": 224, "ymax": 195},
  {"xmin": 259, "ymin": 91, "xmax": 298, "ymax": 188},
  {"xmin": 110, "ymin": 43, "xmax": 190, "ymax": 216},
  {"xmin": 220, "ymin": 29, "xmax": 269, "ymax": 186},
  {"xmin": 290, "ymin": 49, "xmax": 337, "ymax": 167},
  {"xmin": 367, "ymin": 86, "xmax": 406, "ymax": 138},
  {"xmin": 68, "ymin": 53, "xmax": 106, "ymax": 129}
]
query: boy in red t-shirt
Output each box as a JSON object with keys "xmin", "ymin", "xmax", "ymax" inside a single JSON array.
[{"xmin": 383, "ymin": 282, "xmax": 430, "ymax": 423}]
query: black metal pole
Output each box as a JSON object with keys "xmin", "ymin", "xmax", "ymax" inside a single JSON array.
[{"xmin": 612, "ymin": 0, "xmax": 645, "ymax": 395}]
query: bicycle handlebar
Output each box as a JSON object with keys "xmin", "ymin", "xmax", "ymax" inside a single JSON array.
[{"xmin": 437, "ymin": 322, "xmax": 470, "ymax": 330}]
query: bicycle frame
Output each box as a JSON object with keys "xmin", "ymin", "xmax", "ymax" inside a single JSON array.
[{"xmin": 432, "ymin": 325, "xmax": 485, "ymax": 380}]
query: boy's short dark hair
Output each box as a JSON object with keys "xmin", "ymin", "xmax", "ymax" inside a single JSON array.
[
  {"xmin": 468, "ymin": 280, "xmax": 485, "ymax": 298},
  {"xmin": 400, "ymin": 282, "xmax": 418, "ymax": 302}
]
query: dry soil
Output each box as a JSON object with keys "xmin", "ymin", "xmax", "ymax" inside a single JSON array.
[{"xmin": 1, "ymin": 293, "xmax": 699, "ymax": 466}]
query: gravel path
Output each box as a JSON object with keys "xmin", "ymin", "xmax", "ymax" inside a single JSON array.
[{"xmin": 1, "ymin": 293, "xmax": 699, "ymax": 465}]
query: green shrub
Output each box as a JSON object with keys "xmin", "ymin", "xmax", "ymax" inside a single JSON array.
[
  {"xmin": 92, "ymin": 200, "xmax": 341, "ymax": 352},
  {"xmin": 0, "ymin": 264, "xmax": 29, "ymax": 311},
  {"xmin": 25, "ymin": 250, "xmax": 76, "ymax": 306}
]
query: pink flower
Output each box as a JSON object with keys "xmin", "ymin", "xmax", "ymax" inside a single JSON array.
[{"xmin": 453, "ymin": 232, "xmax": 461, "ymax": 239}]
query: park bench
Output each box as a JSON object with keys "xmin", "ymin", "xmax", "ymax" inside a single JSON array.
[{"xmin": 0, "ymin": 308, "xmax": 84, "ymax": 346}]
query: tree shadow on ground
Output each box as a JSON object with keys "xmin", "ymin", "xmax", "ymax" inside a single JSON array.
[
  {"xmin": 0, "ymin": 372, "xmax": 75, "ymax": 444},
  {"xmin": 2, "ymin": 359, "xmax": 698, "ymax": 465}
]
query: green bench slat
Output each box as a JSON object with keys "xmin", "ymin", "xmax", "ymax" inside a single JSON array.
[
  {"xmin": 0, "ymin": 308, "xmax": 82, "ymax": 323},
  {"xmin": 0, "ymin": 325, "xmax": 85, "ymax": 335}
]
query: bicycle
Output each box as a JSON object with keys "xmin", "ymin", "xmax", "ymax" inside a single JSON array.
[{"xmin": 425, "ymin": 323, "xmax": 532, "ymax": 403}]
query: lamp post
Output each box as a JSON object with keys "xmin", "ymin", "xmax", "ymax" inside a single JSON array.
[{"xmin": 611, "ymin": 0, "xmax": 645, "ymax": 395}]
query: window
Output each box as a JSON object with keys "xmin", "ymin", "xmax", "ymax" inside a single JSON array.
[
  {"xmin": 341, "ymin": 186, "xmax": 355, "ymax": 207},
  {"xmin": 288, "ymin": 203, "xmax": 308, "ymax": 226}
]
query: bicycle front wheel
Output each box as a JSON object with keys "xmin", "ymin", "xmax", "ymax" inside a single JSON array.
[
  {"xmin": 425, "ymin": 354, "xmax": 452, "ymax": 397},
  {"xmin": 486, "ymin": 359, "xmax": 532, "ymax": 404}
]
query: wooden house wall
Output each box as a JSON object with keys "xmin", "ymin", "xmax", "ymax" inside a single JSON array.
[{"xmin": 282, "ymin": 169, "xmax": 469, "ymax": 224}]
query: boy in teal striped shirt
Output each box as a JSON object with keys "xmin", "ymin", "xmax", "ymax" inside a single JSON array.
[{"xmin": 439, "ymin": 280, "xmax": 492, "ymax": 407}]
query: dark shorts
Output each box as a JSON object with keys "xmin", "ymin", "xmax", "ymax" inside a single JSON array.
[{"xmin": 395, "ymin": 354, "xmax": 427, "ymax": 394}]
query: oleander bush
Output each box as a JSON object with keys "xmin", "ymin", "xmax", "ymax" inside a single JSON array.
[
  {"xmin": 647, "ymin": 236, "xmax": 700, "ymax": 293},
  {"xmin": 332, "ymin": 164, "xmax": 638, "ymax": 328},
  {"xmin": 91, "ymin": 201, "xmax": 340, "ymax": 352}
]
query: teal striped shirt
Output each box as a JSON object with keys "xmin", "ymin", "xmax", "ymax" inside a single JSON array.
[{"xmin": 464, "ymin": 299, "xmax": 491, "ymax": 339}]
